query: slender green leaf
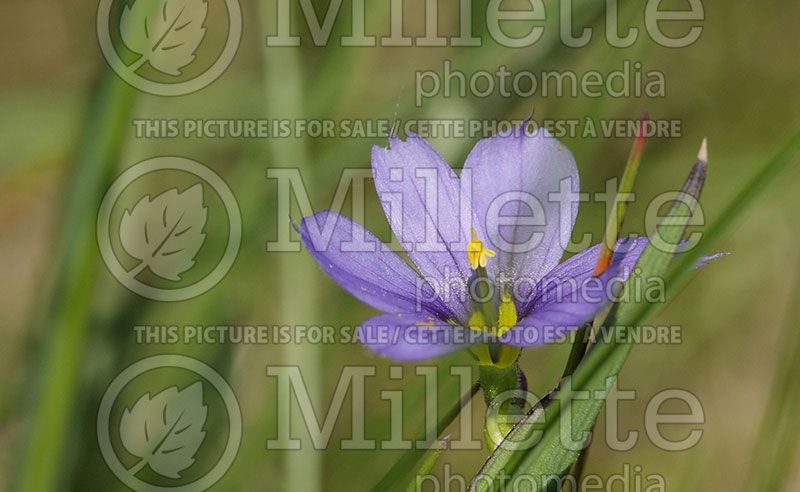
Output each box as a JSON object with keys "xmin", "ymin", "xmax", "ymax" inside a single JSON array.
[
  {"xmin": 257, "ymin": 2, "xmax": 324, "ymax": 491},
  {"xmin": 595, "ymin": 113, "xmax": 649, "ymax": 276},
  {"xmin": 405, "ymin": 436, "xmax": 451, "ymax": 492},
  {"xmin": 744, "ymin": 265, "xmax": 800, "ymax": 492},
  {"xmin": 373, "ymin": 382, "xmax": 479, "ymax": 492},
  {"xmin": 561, "ymin": 115, "xmax": 649, "ymax": 383},
  {"xmin": 14, "ymin": 72, "xmax": 136, "ymax": 492}
]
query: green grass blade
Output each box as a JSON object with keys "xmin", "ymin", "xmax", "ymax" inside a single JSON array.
[
  {"xmin": 373, "ymin": 382, "xmax": 479, "ymax": 492},
  {"xmin": 561, "ymin": 115, "xmax": 649, "ymax": 382},
  {"xmin": 743, "ymin": 255, "xmax": 800, "ymax": 492},
  {"xmin": 595, "ymin": 114, "xmax": 649, "ymax": 276},
  {"xmin": 405, "ymin": 436, "xmax": 450, "ymax": 492},
  {"xmin": 13, "ymin": 71, "xmax": 136, "ymax": 492},
  {"xmin": 257, "ymin": 2, "xmax": 324, "ymax": 491}
]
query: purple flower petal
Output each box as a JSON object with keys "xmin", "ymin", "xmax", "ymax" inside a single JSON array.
[
  {"xmin": 300, "ymin": 210, "xmax": 454, "ymax": 319},
  {"xmin": 463, "ymin": 127, "xmax": 579, "ymax": 290},
  {"xmin": 501, "ymin": 268, "xmax": 623, "ymax": 347},
  {"xmin": 502, "ymin": 237, "xmax": 648, "ymax": 347},
  {"xmin": 505, "ymin": 237, "xmax": 725, "ymax": 347},
  {"xmin": 359, "ymin": 313, "xmax": 479, "ymax": 361},
  {"xmin": 372, "ymin": 135, "xmax": 472, "ymax": 322},
  {"xmin": 517, "ymin": 237, "xmax": 649, "ymax": 318}
]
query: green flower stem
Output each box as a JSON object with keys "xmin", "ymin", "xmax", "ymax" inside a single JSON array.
[{"xmin": 479, "ymin": 362, "xmax": 528, "ymax": 450}]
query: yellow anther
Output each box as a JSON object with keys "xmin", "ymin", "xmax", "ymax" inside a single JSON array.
[
  {"xmin": 468, "ymin": 299, "xmax": 521, "ymax": 368},
  {"xmin": 467, "ymin": 228, "xmax": 496, "ymax": 270},
  {"xmin": 467, "ymin": 310, "xmax": 488, "ymax": 333},
  {"xmin": 497, "ymin": 291, "xmax": 518, "ymax": 337},
  {"xmin": 467, "ymin": 311, "xmax": 493, "ymax": 365}
]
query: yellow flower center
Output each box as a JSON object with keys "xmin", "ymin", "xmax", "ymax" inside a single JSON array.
[
  {"xmin": 467, "ymin": 228, "xmax": 496, "ymax": 270},
  {"xmin": 465, "ymin": 231, "xmax": 517, "ymax": 368},
  {"xmin": 468, "ymin": 291, "xmax": 521, "ymax": 368}
]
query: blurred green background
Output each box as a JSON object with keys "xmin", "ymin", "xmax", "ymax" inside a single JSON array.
[{"xmin": 1, "ymin": 0, "xmax": 799, "ymax": 491}]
